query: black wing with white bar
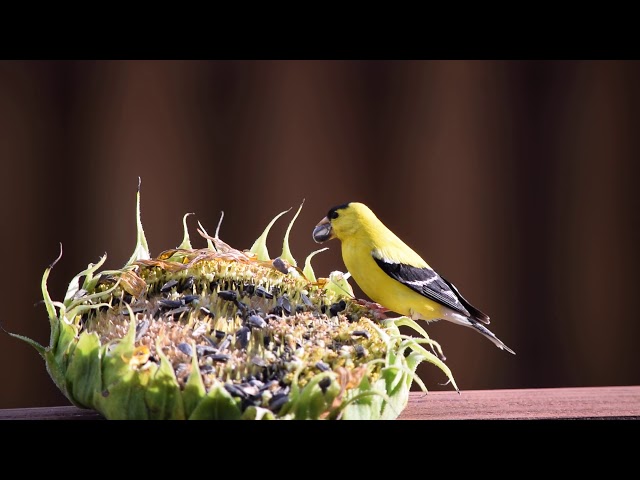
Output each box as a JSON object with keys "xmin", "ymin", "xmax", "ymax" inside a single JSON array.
[{"xmin": 373, "ymin": 257, "xmax": 489, "ymax": 324}]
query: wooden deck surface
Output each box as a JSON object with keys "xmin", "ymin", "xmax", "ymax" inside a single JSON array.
[{"xmin": 1, "ymin": 386, "xmax": 638, "ymax": 420}]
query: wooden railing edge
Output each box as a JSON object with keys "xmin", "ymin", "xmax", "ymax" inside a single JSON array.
[{"xmin": 1, "ymin": 386, "xmax": 638, "ymax": 420}]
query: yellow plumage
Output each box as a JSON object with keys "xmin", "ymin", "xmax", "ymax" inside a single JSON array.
[{"xmin": 312, "ymin": 202, "xmax": 514, "ymax": 354}]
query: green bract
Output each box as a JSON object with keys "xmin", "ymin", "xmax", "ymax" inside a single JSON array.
[{"xmin": 12, "ymin": 184, "xmax": 457, "ymax": 419}]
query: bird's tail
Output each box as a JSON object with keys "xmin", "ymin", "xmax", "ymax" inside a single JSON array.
[
  {"xmin": 443, "ymin": 310, "xmax": 515, "ymax": 354},
  {"xmin": 468, "ymin": 319, "xmax": 516, "ymax": 355}
]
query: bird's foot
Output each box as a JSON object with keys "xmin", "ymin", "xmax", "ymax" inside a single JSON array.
[{"xmin": 354, "ymin": 299, "xmax": 389, "ymax": 320}]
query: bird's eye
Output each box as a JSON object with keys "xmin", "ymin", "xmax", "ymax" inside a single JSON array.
[{"xmin": 329, "ymin": 210, "xmax": 339, "ymax": 220}]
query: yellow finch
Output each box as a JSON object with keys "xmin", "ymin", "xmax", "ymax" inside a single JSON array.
[{"xmin": 312, "ymin": 202, "xmax": 515, "ymax": 354}]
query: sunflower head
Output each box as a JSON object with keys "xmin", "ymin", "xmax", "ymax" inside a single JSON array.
[{"xmin": 10, "ymin": 183, "xmax": 457, "ymax": 419}]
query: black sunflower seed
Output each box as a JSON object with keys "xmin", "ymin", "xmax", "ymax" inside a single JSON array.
[
  {"xmin": 235, "ymin": 327, "xmax": 251, "ymax": 349},
  {"xmin": 182, "ymin": 294, "xmax": 199, "ymax": 304},
  {"xmin": 158, "ymin": 298, "xmax": 184, "ymax": 309},
  {"xmin": 160, "ymin": 279, "xmax": 179, "ymax": 293},
  {"xmin": 255, "ymin": 285, "xmax": 273, "ymax": 299},
  {"xmin": 177, "ymin": 342, "xmax": 193, "ymax": 357},
  {"xmin": 251, "ymin": 356, "xmax": 267, "ymax": 367},
  {"xmin": 246, "ymin": 314, "xmax": 266, "ymax": 329},
  {"xmin": 269, "ymin": 393, "xmax": 289, "ymax": 412},
  {"xmin": 224, "ymin": 383, "xmax": 248, "ymax": 399},
  {"xmin": 196, "ymin": 345, "xmax": 218, "ymax": 357},
  {"xmin": 352, "ymin": 330, "xmax": 370, "ymax": 339},
  {"xmin": 180, "ymin": 276, "xmax": 194, "ymax": 293},
  {"xmin": 329, "ymin": 300, "xmax": 347, "ymax": 317},
  {"xmin": 218, "ymin": 290, "xmax": 238, "ymax": 302},
  {"xmin": 355, "ymin": 344, "xmax": 366, "ymax": 358},
  {"xmin": 259, "ymin": 380, "xmax": 279, "ymax": 392},
  {"xmin": 315, "ymin": 361, "xmax": 330, "ymax": 372},
  {"xmin": 218, "ymin": 336, "xmax": 231, "ymax": 351},
  {"xmin": 214, "ymin": 330, "xmax": 226, "ymax": 340},
  {"xmin": 249, "ymin": 379, "xmax": 265, "ymax": 388},
  {"xmin": 243, "ymin": 284, "xmax": 255, "ymax": 296},
  {"xmin": 175, "ymin": 363, "xmax": 190, "ymax": 376},
  {"xmin": 238, "ymin": 383, "xmax": 260, "ymax": 398},
  {"xmin": 72, "ymin": 288, "xmax": 88, "ymax": 300},
  {"xmin": 277, "ymin": 295, "xmax": 291, "ymax": 315},
  {"xmin": 135, "ymin": 319, "xmax": 150, "ymax": 341},
  {"xmin": 199, "ymin": 365, "xmax": 214, "ymax": 374},
  {"xmin": 272, "ymin": 257, "xmax": 289, "ymax": 274},
  {"xmin": 121, "ymin": 293, "xmax": 133, "ymax": 304},
  {"xmin": 300, "ymin": 293, "xmax": 313, "ymax": 307},
  {"xmin": 319, "ymin": 377, "xmax": 331, "ymax": 394},
  {"xmin": 200, "ymin": 307, "xmax": 213, "ymax": 317},
  {"xmin": 208, "ymin": 354, "xmax": 230, "ymax": 363}
]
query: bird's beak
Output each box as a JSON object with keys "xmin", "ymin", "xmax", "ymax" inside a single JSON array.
[{"xmin": 312, "ymin": 217, "xmax": 334, "ymax": 243}]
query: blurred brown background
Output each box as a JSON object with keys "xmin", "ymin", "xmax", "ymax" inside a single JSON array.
[{"xmin": 1, "ymin": 60, "xmax": 638, "ymax": 409}]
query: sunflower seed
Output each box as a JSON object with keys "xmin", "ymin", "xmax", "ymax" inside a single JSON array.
[
  {"xmin": 352, "ymin": 330, "xmax": 370, "ymax": 339},
  {"xmin": 208, "ymin": 354, "xmax": 230, "ymax": 363},
  {"xmin": 315, "ymin": 361, "xmax": 330, "ymax": 372},
  {"xmin": 300, "ymin": 293, "xmax": 313, "ymax": 307},
  {"xmin": 269, "ymin": 393, "xmax": 289, "ymax": 411},
  {"xmin": 115, "ymin": 292, "xmax": 133, "ymax": 305},
  {"xmin": 272, "ymin": 257, "xmax": 289, "ymax": 274},
  {"xmin": 235, "ymin": 300, "xmax": 248, "ymax": 313},
  {"xmin": 160, "ymin": 279, "xmax": 179, "ymax": 293},
  {"xmin": 218, "ymin": 290, "xmax": 238, "ymax": 302},
  {"xmin": 246, "ymin": 314, "xmax": 266, "ymax": 329},
  {"xmin": 259, "ymin": 380, "xmax": 279, "ymax": 392},
  {"xmin": 182, "ymin": 294, "xmax": 200, "ymax": 304},
  {"xmin": 224, "ymin": 383, "xmax": 248, "ymax": 399},
  {"xmin": 177, "ymin": 342, "xmax": 193, "ymax": 357},
  {"xmin": 329, "ymin": 300, "xmax": 347, "ymax": 317},
  {"xmin": 255, "ymin": 285, "xmax": 274, "ymax": 299},
  {"xmin": 277, "ymin": 295, "xmax": 291, "ymax": 315},
  {"xmin": 192, "ymin": 323, "xmax": 207, "ymax": 337},
  {"xmin": 249, "ymin": 379, "xmax": 265, "ymax": 388},
  {"xmin": 72, "ymin": 288, "xmax": 88, "ymax": 300},
  {"xmin": 319, "ymin": 377, "xmax": 331, "ymax": 393},
  {"xmin": 235, "ymin": 326, "xmax": 251, "ymax": 349},
  {"xmin": 196, "ymin": 345, "xmax": 218, "ymax": 357},
  {"xmin": 218, "ymin": 336, "xmax": 231, "ymax": 351},
  {"xmin": 135, "ymin": 319, "xmax": 150, "ymax": 341},
  {"xmin": 158, "ymin": 298, "xmax": 183, "ymax": 309},
  {"xmin": 251, "ymin": 356, "xmax": 267, "ymax": 367},
  {"xmin": 180, "ymin": 276, "xmax": 194, "ymax": 292}
]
